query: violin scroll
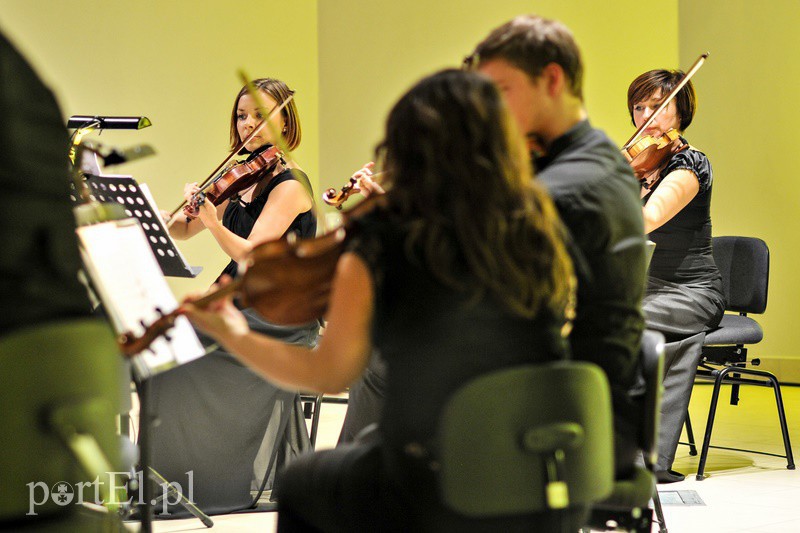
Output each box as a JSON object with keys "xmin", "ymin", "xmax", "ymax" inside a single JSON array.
[
  {"xmin": 323, "ymin": 176, "xmax": 360, "ymax": 210},
  {"xmin": 117, "ymin": 307, "xmax": 184, "ymax": 358},
  {"xmin": 323, "ymin": 164, "xmax": 383, "ymax": 210}
]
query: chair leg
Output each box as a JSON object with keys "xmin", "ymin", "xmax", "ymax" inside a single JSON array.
[
  {"xmin": 697, "ymin": 365, "xmax": 796, "ymax": 479},
  {"xmin": 309, "ymin": 395, "xmax": 323, "ymax": 449},
  {"xmin": 729, "ymin": 368, "xmax": 742, "ymax": 406},
  {"xmin": 764, "ymin": 372, "xmax": 796, "ymax": 470},
  {"xmin": 652, "ymin": 487, "xmax": 668, "ymax": 533},
  {"xmin": 717, "ymin": 366, "xmax": 795, "ymax": 470},
  {"xmin": 696, "ymin": 367, "xmax": 727, "ymax": 480},
  {"xmin": 684, "ymin": 410, "xmax": 698, "ymax": 456}
]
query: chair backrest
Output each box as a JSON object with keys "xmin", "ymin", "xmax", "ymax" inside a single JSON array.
[
  {"xmin": 0, "ymin": 318, "xmax": 124, "ymax": 520},
  {"xmin": 437, "ymin": 361, "xmax": 614, "ymax": 518},
  {"xmin": 712, "ymin": 236, "xmax": 769, "ymax": 314},
  {"xmin": 639, "ymin": 330, "xmax": 665, "ymax": 468}
]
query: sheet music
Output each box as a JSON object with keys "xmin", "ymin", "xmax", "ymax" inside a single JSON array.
[
  {"xmin": 77, "ymin": 219, "xmax": 204, "ymax": 379},
  {"xmin": 70, "ymin": 174, "xmax": 201, "ymax": 278}
]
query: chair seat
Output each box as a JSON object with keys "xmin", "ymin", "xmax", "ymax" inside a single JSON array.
[
  {"xmin": 593, "ymin": 467, "xmax": 655, "ymax": 510},
  {"xmin": 704, "ymin": 314, "xmax": 763, "ymax": 346}
]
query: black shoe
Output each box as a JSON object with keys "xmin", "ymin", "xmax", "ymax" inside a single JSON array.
[{"xmin": 655, "ymin": 469, "xmax": 685, "ymax": 484}]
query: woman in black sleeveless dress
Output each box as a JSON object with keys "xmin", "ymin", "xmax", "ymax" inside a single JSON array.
[{"xmin": 152, "ymin": 78, "xmax": 316, "ymax": 515}]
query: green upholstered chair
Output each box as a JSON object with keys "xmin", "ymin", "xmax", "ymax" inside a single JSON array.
[
  {"xmin": 587, "ymin": 329, "xmax": 667, "ymax": 533},
  {"xmin": 437, "ymin": 361, "xmax": 614, "ymax": 522},
  {"xmin": 0, "ymin": 318, "xmax": 126, "ymax": 530}
]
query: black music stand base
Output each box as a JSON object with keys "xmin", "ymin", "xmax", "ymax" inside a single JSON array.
[{"xmin": 130, "ymin": 379, "xmax": 213, "ymax": 531}]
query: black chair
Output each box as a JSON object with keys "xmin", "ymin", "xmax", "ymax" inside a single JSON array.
[
  {"xmin": 687, "ymin": 236, "xmax": 794, "ymax": 480},
  {"xmin": 438, "ymin": 362, "xmax": 615, "ymax": 527},
  {"xmin": 586, "ymin": 330, "xmax": 668, "ymax": 533},
  {"xmin": 300, "ymin": 393, "xmax": 349, "ymax": 448}
]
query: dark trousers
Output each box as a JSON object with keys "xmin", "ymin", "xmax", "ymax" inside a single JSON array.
[
  {"xmin": 337, "ymin": 350, "xmax": 387, "ymax": 444},
  {"xmin": 275, "ymin": 438, "xmax": 587, "ymax": 532},
  {"xmin": 642, "ymin": 276, "xmax": 724, "ymax": 471}
]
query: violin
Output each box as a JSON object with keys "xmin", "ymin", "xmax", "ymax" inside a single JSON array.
[
  {"xmin": 183, "ymin": 145, "xmax": 285, "ymax": 219},
  {"xmin": 323, "ymin": 175, "xmax": 360, "ymax": 210},
  {"xmin": 621, "ymin": 53, "xmax": 708, "ymax": 189},
  {"xmin": 168, "ymin": 94, "xmax": 295, "ymax": 222},
  {"xmin": 118, "ymin": 195, "xmax": 383, "ymax": 357},
  {"xmin": 323, "ymin": 170, "xmax": 384, "ymax": 210},
  {"xmin": 622, "ymin": 128, "xmax": 687, "ymax": 189},
  {"xmin": 118, "ymin": 227, "xmax": 345, "ymax": 357}
]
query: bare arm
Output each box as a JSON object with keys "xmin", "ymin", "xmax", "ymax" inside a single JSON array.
[
  {"xmin": 642, "ymin": 169, "xmax": 700, "ymax": 233},
  {"xmin": 166, "ymin": 204, "xmax": 228, "ymax": 240},
  {"xmin": 165, "ymin": 182, "xmax": 228, "ymax": 240},
  {"xmin": 199, "ymin": 177, "xmax": 313, "ymax": 263},
  {"xmin": 184, "ymin": 252, "xmax": 375, "ymax": 393}
]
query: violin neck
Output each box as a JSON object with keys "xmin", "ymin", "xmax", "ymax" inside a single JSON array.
[{"xmin": 192, "ymin": 277, "xmax": 244, "ymax": 309}]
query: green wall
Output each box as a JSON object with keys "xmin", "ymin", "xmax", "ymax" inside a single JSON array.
[
  {"xmin": 318, "ymin": 0, "xmax": 678, "ymax": 197},
  {"xmin": 679, "ymin": 0, "xmax": 799, "ymax": 365},
  {"xmin": 0, "ymin": 0, "xmax": 319, "ymax": 296},
  {"xmin": 13, "ymin": 2, "xmax": 792, "ymax": 366}
]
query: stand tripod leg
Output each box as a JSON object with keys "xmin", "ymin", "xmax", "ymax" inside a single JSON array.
[
  {"xmin": 250, "ymin": 393, "xmax": 295, "ymax": 507},
  {"xmin": 136, "ymin": 379, "xmax": 153, "ymax": 533},
  {"xmin": 149, "ymin": 467, "xmax": 213, "ymax": 527},
  {"xmin": 135, "ymin": 378, "xmax": 213, "ymax": 529}
]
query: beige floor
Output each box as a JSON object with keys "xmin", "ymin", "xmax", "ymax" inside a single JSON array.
[{"xmin": 139, "ymin": 383, "xmax": 800, "ymax": 532}]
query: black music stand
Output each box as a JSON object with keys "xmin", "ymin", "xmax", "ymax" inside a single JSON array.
[
  {"xmin": 75, "ymin": 219, "xmax": 210, "ymax": 530},
  {"xmin": 70, "ymin": 175, "xmax": 201, "ymax": 278}
]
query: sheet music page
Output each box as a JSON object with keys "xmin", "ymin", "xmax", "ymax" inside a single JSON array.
[{"xmin": 77, "ymin": 219, "xmax": 204, "ymax": 377}]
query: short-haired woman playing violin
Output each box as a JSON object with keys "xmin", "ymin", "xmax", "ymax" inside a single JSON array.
[
  {"xmin": 628, "ymin": 69, "xmax": 726, "ymax": 484},
  {"xmin": 151, "ymin": 78, "xmax": 317, "ymax": 515}
]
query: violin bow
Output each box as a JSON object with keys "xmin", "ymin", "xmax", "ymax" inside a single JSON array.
[
  {"xmin": 168, "ymin": 93, "xmax": 295, "ymax": 218},
  {"xmin": 622, "ymin": 52, "xmax": 709, "ymax": 151}
]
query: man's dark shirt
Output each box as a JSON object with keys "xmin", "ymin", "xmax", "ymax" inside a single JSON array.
[
  {"xmin": 0, "ymin": 31, "xmax": 91, "ymax": 335},
  {"xmin": 535, "ymin": 120, "xmax": 647, "ymax": 425}
]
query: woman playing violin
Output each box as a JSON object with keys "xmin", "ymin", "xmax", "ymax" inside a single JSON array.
[
  {"xmin": 628, "ymin": 69, "xmax": 725, "ymax": 483},
  {"xmin": 185, "ymin": 69, "xmax": 578, "ymax": 531},
  {"xmin": 150, "ymin": 78, "xmax": 317, "ymax": 515},
  {"xmin": 168, "ymin": 78, "xmax": 315, "ymax": 272}
]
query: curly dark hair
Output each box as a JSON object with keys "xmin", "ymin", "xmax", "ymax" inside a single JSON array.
[{"xmin": 377, "ymin": 69, "xmax": 573, "ymax": 319}]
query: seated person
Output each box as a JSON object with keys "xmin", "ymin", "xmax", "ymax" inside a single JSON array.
[
  {"xmin": 627, "ymin": 68, "xmax": 725, "ymax": 482},
  {"xmin": 0, "ymin": 30, "xmax": 91, "ymax": 336},
  {"xmin": 185, "ymin": 69, "xmax": 580, "ymax": 531}
]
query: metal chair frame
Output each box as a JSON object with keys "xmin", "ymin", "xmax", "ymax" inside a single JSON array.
[{"xmin": 681, "ymin": 236, "xmax": 795, "ymax": 480}]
